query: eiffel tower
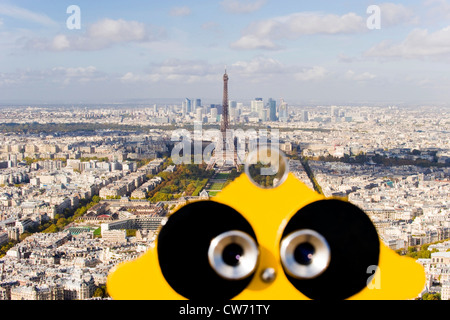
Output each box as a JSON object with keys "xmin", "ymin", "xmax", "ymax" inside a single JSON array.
[{"xmin": 207, "ymin": 69, "xmax": 240, "ymax": 171}]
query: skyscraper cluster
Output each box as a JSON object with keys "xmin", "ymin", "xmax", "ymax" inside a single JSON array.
[
  {"xmin": 182, "ymin": 98, "xmax": 200, "ymax": 115},
  {"xmin": 249, "ymin": 97, "xmax": 286, "ymax": 122}
]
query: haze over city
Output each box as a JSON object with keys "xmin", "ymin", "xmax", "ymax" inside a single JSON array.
[{"xmin": 1, "ymin": 0, "xmax": 450, "ymax": 105}]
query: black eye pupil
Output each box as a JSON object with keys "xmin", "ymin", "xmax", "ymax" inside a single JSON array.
[
  {"xmin": 294, "ymin": 242, "xmax": 316, "ymax": 265},
  {"xmin": 222, "ymin": 243, "xmax": 244, "ymax": 267}
]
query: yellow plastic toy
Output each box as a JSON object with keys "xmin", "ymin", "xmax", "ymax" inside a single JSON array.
[{"xmin": 107, "ymin": 150, "xmax": 425, "ymax": 300}]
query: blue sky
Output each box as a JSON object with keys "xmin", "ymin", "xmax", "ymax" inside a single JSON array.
[{"xmin": 1, "ymin": 0, "xmax": 450, "ymax": 105}]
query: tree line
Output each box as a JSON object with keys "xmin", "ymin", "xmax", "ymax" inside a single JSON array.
[
  {"xmin": 312, "ymin": 152, "xmax": 448, "ymax": 168},
  {"xmin": 147, "ymin": 162, "xmax": 215, "ymax": 202}
]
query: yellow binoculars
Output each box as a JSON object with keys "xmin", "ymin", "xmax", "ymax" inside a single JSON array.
[{"xmin": 107, "ymin": 169, "xmax": 425, "ymax": 300}]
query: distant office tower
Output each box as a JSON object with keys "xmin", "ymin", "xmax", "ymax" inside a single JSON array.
[
  {"xmin": 211, "ymin": 104, "xmax": 222, "ymax": 115},
  {"xmin": 229, "ymin": 107, "xmax": 236, "ymax": 121},
  {"xmin": 195, "ymin": 107, "xmax": 203, "ymax": 122},
  {"xmin": 268, "ymin": 98, "xmax": 277, "ymax": 121},
  {"xmin": 195, "ymin": 99, "xmax": 202, "ymax": 109},
  {"xmin": 331, "ymin": 105, "xmax": 339, "ymax": 118},
  {"xmin": 184, "ymin": 98, "xmax": 192, "ymax": 114},
  {"xmin": 260, "ymin": 108, "xmax": 269, "ymax": 122},
  {"xmin": 211, "ymin": 107, "xmax": 218, "ymax": 120},
  {"xmin": 229, "ymin": 100, "xmax": 237, "ymax": 121},
  {"xmin": 204, "ymin": 104, "xmax": 211, "ymax": 115},
  {"xmin": 302, "ymin": 110, "xmax": 309, "ymax": 122},
  {"xmin": 279, "ymin": 99, "xmax": 289, "ymax": 122},
  {"xmin": 251, "ymin": 98, "xmax": 264, "ymax": 114}
]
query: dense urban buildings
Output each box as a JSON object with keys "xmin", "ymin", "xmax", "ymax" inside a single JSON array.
[{"xmin": 0, "ymin": 102, "xmax": 449, "ymax": 300}]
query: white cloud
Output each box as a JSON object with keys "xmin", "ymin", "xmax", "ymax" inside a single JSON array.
[
  {"xmin": 51, "ymin": 66, "xmax": 105, "ymax": 85},
  {"xmin": 52, "ymin": 66, "xmax": 98, "ymax": 77},
  {"xmin": 231, "ymin": 57, "xmax": 285, "ymax": 74},
  {"xmin": 365, "ymin": 26, "xmax": 450, "ymax": 59},
  {"xmin": 231, "ymin": 57, "xmax": 329, "ymax": 83},
  {"xmin": 231, "ymin": 3, "xmax": 418, "ymax": 50},
  {"xmin": 338, "ymin": 54, "xmax": 362, "ymax": 63},
  {"xmin": 378, "ymin": 3, "xmax": 418, "ymax": 26},
  {"xmin": 0, "ymin": 4, "xmax": 57, "ymax": 27},
  {"xmin": 0, "ymin": 66, "xmax": 105, "ymax": 87},
  {"xmin": 170, "ymin": 6, "xmax": 192, "ymax": 17},
  {"xmin": 424, "ymin": 0, "xmax": 450, "ymax": 20},
  {"xmin": 0, "ymin": 72, "xmax": 18, "ymax": 86},
  {"xmin": 221, "ymin": 0, "xmax": 266, "ymax": 14},
  {"xmin": 24, "ymin": 18, "xmax": 164, "ymax": 51},
  {"xmin": 295, "ymin": 66, "xmax": 329, "ymax": 81},
  {"xmin": 230, "ymin": 35, "xmax": 279, "ymax": 50},
  {"xmin": 121, "ymin": 72, "xmax": 135, "ymax": 82},
  {"xmin": 121, "ymin": 59, "xmax": 221, "ymax": 84},
  {"xmin": 120, "ymin": 57, "xmax": 330, "ymax": 86},
  {"xmin": 154, "ymin": 59, "xmax": 220, "ymax": 77},
  {"xmin": 231, "ymin": 12, "xmax": 365, "ymax": 50},
  {"xmin": 345, "ymin": 70, "xmax": 376, "ymax": 81},
  {"xmin": 51, "ymin": 34, "xmax": 70, "ymax": 51},
  {"xmin": 88, "ymin": 19, "xmax": 150, "ymax": 43}
]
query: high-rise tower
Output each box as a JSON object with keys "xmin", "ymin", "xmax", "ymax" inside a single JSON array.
[
  {"xmin": 207, "ymin": 69, "xmax": 239, "ymax": 171},
  {"xmin": 268, "ymin": 98, "xmax": 277, "ymax": 121}
]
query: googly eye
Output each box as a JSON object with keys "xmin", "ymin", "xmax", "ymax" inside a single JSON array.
[
  {"xmin": 280, "ymin": 229, "xmax": 331, "ymax": 280},
  {"xmin": 280, "ymin": 200, "xmax": 380, "ymax": 300},
  {"xmin": 157, "ymin": 200, "xmax": 258, "ymax": 300},
  {"xmin": 208, "ymin": 230, "xmax": 259, "ymax": 280}
]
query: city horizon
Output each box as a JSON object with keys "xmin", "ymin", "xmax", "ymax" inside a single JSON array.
[{"xmin": 1, "ymin": 97, "xmax": 450, "ymax": 108}]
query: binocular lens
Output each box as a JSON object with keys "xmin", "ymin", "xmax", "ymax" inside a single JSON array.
[
  {"xmin": 208, "ymin": 230, "xmax": 259, "ymax": 280},
  {"xmin": 280, "ymin": 229, "xmax": 331, "ymax": 280},
  {"xmin": 222, "ymin": 243, "xmax": 244, "ymax": 267},
  {"xmin": 280, "ymin": 200, "xmax": 380, "ymax": 300},
  {"xmin": 157, "ymin": 201, "xmax": 258, "ymax": 299},
  {"xmin": 294, "ymin": 242, "xmax": 316, "ymax": 266}
]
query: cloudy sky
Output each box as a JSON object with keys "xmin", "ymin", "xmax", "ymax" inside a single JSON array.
[{"xmin": 1, "ymin": 0, "xmax": 450, "ymax": 105}]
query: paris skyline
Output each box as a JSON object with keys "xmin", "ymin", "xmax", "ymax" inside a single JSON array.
[{"xmin": 1, "ymin": 0, "xmax": 450, "ymax": 106}]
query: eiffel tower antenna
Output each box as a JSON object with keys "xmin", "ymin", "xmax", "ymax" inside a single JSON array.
[{"xmin": 221, "ymin": 68, "xmax": 229, "ymax": 134}]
